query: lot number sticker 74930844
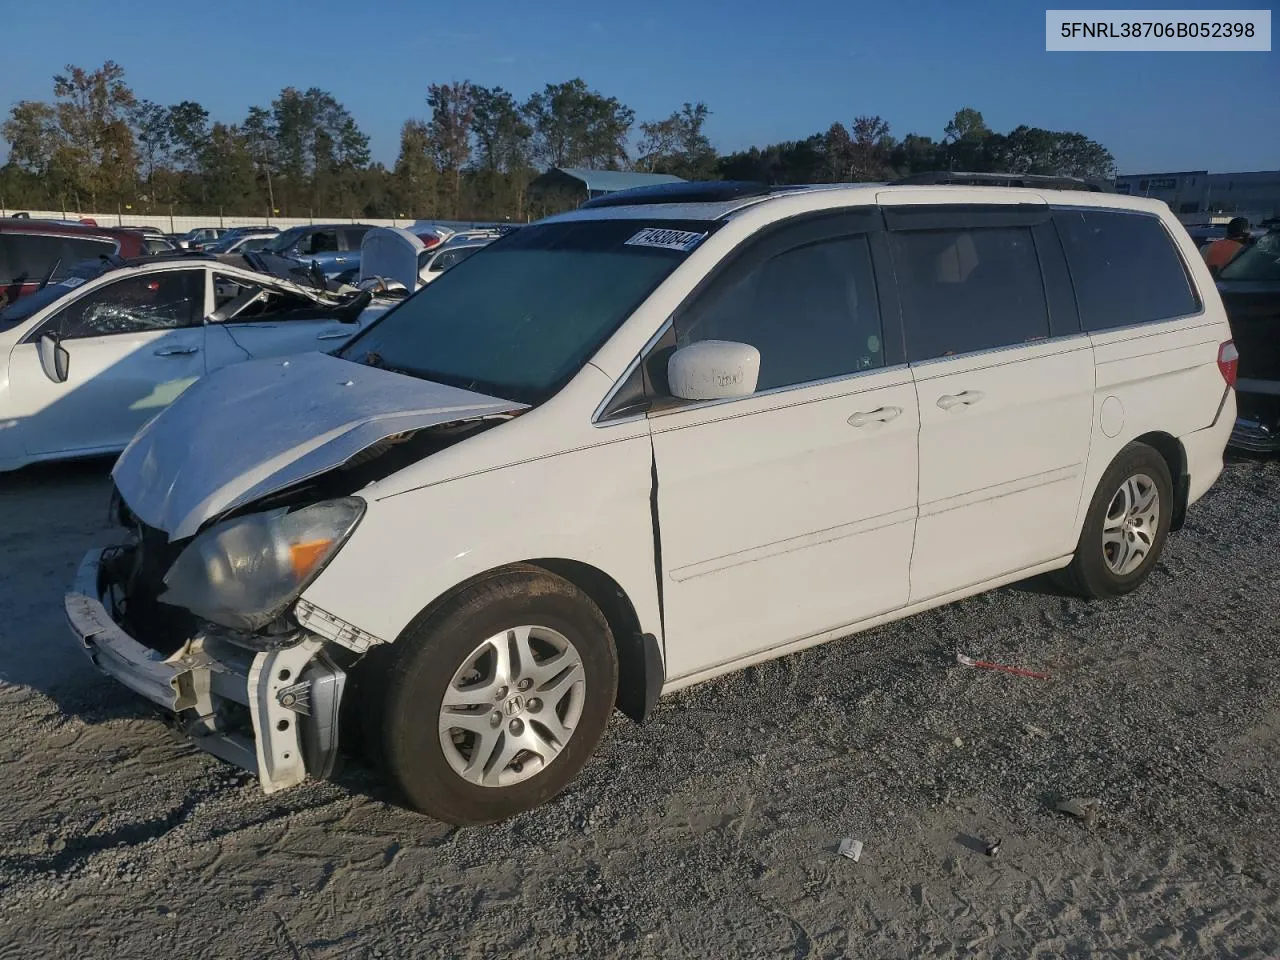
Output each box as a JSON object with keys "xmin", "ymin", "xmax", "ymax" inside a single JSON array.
[{"xmin": 624, "ymin": 227, "xmax": 707, "ymax": 252}]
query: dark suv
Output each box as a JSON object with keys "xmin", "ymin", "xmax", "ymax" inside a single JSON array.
[{"xmin": 1, "ymin": 221, "xmax": 145, "ymax": 305}]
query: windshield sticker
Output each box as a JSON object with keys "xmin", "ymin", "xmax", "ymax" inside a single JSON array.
[
  {"xmin": 58, "ymin": 276, "xmax": 87, "ymax": 288},
  {"xmin": 624, "ymin": 227, "xmax": 707, "ymax": 252}
]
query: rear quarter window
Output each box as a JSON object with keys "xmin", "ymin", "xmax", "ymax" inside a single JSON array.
[{"xmin": 1054, "ymin": 210, "xmax": 1200, "ymax": 332}]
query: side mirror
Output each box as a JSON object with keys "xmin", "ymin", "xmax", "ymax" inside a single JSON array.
[
  {"xmin": 667, "ymin": 340, "xmax": 760, "ymax": 401},
  {"xmin": 38, "ymin": 334, "xmax": 70, "ymax": 384}
]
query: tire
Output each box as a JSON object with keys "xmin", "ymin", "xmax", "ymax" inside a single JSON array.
[
  {"xmin": 368, "ymin": 565, "xmax": 618, "ymax": 825},
  {"xmin": 1058, "ymin": 442, "xmax": 1174, "ymax": 598}
]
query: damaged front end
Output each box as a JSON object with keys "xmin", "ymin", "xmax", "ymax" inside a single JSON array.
[
  {"xmin": 65, "ymin": 351, "xmax": 529, "ymax": 791},
  {"xmin": 66, "ymin": 505, "xmax": 363, "ymax": 792}
]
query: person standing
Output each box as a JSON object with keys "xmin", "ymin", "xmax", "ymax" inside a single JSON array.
[{"xmin": 1202, "ymin": 217, "xmax": 1252, "ymax": 273}]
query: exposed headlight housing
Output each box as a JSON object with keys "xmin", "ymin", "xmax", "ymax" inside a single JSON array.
[{"xmin": 161, "ymin": 498, "xmax": 365, "ymax": 631}]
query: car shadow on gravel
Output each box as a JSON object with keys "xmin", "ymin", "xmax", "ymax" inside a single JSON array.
[{"xmin": 0, "ymin": 455, "xmax": 131, "ymax": 719}]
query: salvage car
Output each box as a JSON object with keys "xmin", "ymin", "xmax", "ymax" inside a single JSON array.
[
  {"xmin": 1218, "ymin": 228, "xmax": 1280, "ymax": 451},
  {"xmin": 66, "ymin": 182, "xmax": 1235, "ymax": 825},
  {"xmin": 259, "ymin": 223, "xmax": 373, "ymax": 282},
  {"xmin": 0, "ymin": 254, "xmax": 390, "ymax": 471}
]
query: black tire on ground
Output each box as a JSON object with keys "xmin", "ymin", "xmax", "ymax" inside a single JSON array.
[
  {"xmin": 1057, "ymin": 441, "xmax": 1175, "ymax": 599},
  {"xmin": 367, "ymin": 565, "xmax": 618, "ymax": 825}
]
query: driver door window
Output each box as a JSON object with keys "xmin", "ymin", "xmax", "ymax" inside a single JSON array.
[
  {"xmin": 670, "ymin": 225, "xmax": 886, "ymax": 393},
  {"xmin": 42, "ymin": 270, "xmax": 204, "ymax": 340}
]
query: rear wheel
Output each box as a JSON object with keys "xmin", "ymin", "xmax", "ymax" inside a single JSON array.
[
  {"xmin": 1058, "ymin": 442, "xmax": 1174, "ymax": 598},
  {"xmin": 370, "ymin": 567, "xmax": 618, "ymax": 824}
]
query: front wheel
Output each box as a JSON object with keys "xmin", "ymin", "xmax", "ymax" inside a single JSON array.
[
  {"xmin": 370, "ymin": 567, "xmax": 618, "ymax": 824},
  {"xmin": 1058, "ymin": 442, "xmax": 1174, "ymax": 598}
]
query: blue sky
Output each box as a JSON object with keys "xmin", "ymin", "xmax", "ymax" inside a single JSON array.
[{"xmin": 3, "ymin": 0, "xmax": 1277, "ymax": 174}]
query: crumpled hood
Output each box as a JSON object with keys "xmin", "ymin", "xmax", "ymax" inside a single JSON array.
[{"xmin": 113, "ymin": 351, "xmax": 525, "ymax": 540}]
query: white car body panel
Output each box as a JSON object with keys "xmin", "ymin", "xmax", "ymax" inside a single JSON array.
[
  {"xmin": 907, "ymin": 338, "xmax": 1095, "ymax": 601},
  {"xmin": 649, "ymin": 368, "xmax": 919, "ymax": 679}
]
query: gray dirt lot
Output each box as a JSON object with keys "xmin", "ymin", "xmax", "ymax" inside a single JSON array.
[{"xmin": 1, "ymin": 455, "xmax": 1278, "ymax": 959}]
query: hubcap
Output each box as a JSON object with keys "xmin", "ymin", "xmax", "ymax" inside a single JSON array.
[
  {"xmin": 438, "ymin": 625, "xmax": 586, "ymax": 788},
  {"xmin": 1102, "ymin": 473, "xmax": 1160, "ymax": 576}
]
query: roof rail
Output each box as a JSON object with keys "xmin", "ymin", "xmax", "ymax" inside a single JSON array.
[
  {"xmin": 889, "ymin": 171, "xmax": 1113, "ymax": 193},
  {"xmin": 580, "ymin": 180, "xmax": 772, "ymax": 209}
]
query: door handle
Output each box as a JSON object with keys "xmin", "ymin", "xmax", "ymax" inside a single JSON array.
[
  {"xmin": 316, "ymin": 331, "xmax": 351, "ymax": 340},
  {"xmin": 848, "ymin": 405, "xmax": 903, "ymax": 428},
  {"xmin": 936, "ymin": 390, "xmax": 985, "ymax": 410},
  {"xmin": 154, "ymin": 346, "xmax": 200, "ymax": 356}
]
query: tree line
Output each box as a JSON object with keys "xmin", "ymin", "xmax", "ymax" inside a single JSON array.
[{"xmin": 1, "ymin": 62, "xmax": 1118, "ymax": 222}]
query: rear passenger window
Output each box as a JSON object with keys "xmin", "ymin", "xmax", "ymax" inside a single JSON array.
[
  {"xmin": 675, "ymin": 234, "xmax": 884, "ymax": 391},
  {"xmin": 1055, "ymin": 210, "xmax": 1199, "ymax": 331},
  {"xmin": 892, "ymin": 227, "xmax": 1049, "ymax": 362}
]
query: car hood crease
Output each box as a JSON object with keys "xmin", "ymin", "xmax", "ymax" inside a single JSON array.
[{"xmin": 112, "ymin": 351, "xmax": 526, "ymax": 540}]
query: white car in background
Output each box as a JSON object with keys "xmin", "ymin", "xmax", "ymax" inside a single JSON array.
[{"xmin": 0, "ymin": 254, "xmax": 391, "ymax": 471}]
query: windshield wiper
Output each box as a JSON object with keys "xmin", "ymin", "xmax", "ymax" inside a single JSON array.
[{"xmin": 38, "ymin": 257, "xmax": 61, "ymax": 290}]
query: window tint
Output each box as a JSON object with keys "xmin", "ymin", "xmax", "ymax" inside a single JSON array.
[
  {"xmin": 47, "ymin": 270, "xmax": 204, "ymax": 339},
  {"xmin": 0, "ymin": 233, "xmax": 116, "ymax": 283},
  {"xmin": 675, "ymin": 235, "xmax": 884, "ymax": 391},
  {"xmin": 1055, "ymin": 210, "xmax": 1200, "ymax": 331},
  {"xmin": 341, "ymin": 227, "xmax": 369, "ymax": 249},
  {"xmin": 892, "ymin": 227, "xmax": 1049, "ymax": 362},
  {"xmin": 303, "ymin": 230, "xmax": 339, "ymax": 255}
]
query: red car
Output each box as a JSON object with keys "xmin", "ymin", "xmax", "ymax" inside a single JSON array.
[{"xmin": 0, "ymin": 221, "xmax": 145, "ymax": 305}]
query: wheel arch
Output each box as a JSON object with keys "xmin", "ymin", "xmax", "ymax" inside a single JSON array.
[
  {"xmin": 386, "ymin": 559, "xmax": 664, "ymax": 726},
  {"xmin": 1131, "ymin": 430, "xmax": 1189, "ymax": 531}
]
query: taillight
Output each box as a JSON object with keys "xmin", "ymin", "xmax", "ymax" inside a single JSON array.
[{"xmin": 1217, "ymin": 340, "xmax": 1239, "ymax": 388}]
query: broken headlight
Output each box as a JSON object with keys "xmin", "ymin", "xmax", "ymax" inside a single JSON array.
[{"xmin": 160, "ymin": 498, "xmax": 364, "ymax": 632}]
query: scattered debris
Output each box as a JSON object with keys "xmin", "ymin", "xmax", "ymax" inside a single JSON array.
[
  {"xmin": 837, "ymin": 838, "xmax": 864, "ymax": 862},
  {"xmin": 985, "ymin": 838, "xmax": 1002, "ymax": 858},
  {"xmin": 1022, "ymin": 723, "xmax": 1051, "ymax": 738},
  {"xmin": 956, "ymin": 651, "xmax": 1051, "ymax": 680},
  {"xmin": 1055, "ymin": 797, "xmax": 1102, "ymax": 827}
]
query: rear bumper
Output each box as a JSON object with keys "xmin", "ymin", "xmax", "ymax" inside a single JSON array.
[
  {"xmin": 1231, "ymin": 418, "xmax": 1280, "ymax": 452},
  {"xmin": 1230, "ymin": 380, "xmax": 1280, "ymax": 452},
  {"xmin": 65, "ymin": 548, "xmax": 346, "ymax": 792}
]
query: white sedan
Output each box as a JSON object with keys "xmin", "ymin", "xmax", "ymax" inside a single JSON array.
[{"xmin": 0, "ymin": 256, "xmax": 390, "ymax": 471}]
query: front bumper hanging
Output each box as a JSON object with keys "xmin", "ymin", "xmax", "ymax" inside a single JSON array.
[{"xmin": 65, "ymin": 549, "xmax": 347, "ymax": 792}]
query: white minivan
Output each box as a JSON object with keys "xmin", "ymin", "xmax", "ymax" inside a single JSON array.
[{"xmin": 66, "ymin": 183, "xmax": 1237, "ymax": 824}]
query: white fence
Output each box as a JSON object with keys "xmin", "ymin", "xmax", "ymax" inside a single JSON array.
[{"xmin": 3, "ymin": 209, "xmax": 512, "ymax": 234}]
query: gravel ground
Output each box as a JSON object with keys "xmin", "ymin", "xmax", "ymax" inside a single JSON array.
[{"xmin": 1, "ymin": 454, "xmax": 1278, "ymax": 959}]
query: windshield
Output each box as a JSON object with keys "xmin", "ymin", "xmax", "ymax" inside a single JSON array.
[
  {"xmin": 339, "ymin": 218, "xmax": 718, "ymax": 404},
  {"xmin": 263, "ymin": 227, "xmax": 306, "ymax": 253},
  {"xmin": 0, "ymin": 261, "xmax": 111, "ymax": 325},
  {"xmin": 1219, "ymin": 231, "xmax": 1280, "ymax": 282}
]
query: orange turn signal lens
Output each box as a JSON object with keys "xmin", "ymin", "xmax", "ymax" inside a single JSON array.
[{"xmin": 289, "ymin": 539, "xmax": 334, "ymax": 579}]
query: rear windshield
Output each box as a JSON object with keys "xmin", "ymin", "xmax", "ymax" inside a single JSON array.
[
  {"xmin": 0, "ymin": 232, "xmax": 116, "ymax": 285},
  {"xmin": 341, "ymin": 218, "xmax": 718, "ymax": 404}
]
